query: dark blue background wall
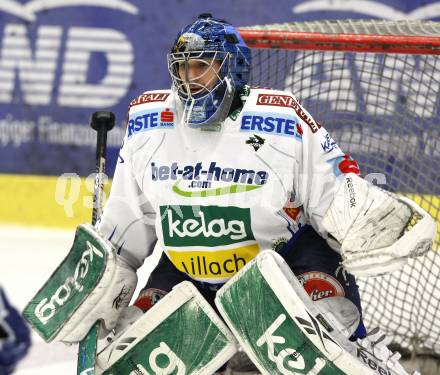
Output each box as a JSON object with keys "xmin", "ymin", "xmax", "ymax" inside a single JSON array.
[{"xmin": 0, "ymin": 0, "xmax": 438, "ymax": 176}]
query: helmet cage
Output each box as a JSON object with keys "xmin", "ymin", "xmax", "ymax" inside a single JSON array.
[{"xmin": 167, "ymin": 50, "xmax": 230, "ymax": 101}]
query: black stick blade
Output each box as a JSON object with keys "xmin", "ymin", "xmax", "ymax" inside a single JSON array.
[{"xmin": 91, "ymin": 111, "xmax": 115, "ymax": 132}]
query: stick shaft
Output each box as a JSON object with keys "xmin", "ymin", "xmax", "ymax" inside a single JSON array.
[
  {"xmin": 77, "ymin": 325, "xmax": 98, "ymax": 375},
  {"xmin": 77, "ymin": 112, "xmax": 114, "ymax": 375},
  {"xmin": 92, "ymin": 128, "xmax": 108, "ymax": 225}
]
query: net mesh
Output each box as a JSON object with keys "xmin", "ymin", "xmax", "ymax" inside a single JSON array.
[{"xmin": 242, "ymin": 21, "xmax": 440, "ymax": 357}]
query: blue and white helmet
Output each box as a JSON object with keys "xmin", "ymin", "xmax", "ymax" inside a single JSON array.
[{"xmin": 167, "ymin": 14, "xmax": 251, "ymax": 126}]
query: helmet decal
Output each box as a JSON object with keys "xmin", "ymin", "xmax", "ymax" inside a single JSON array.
[
  {"xmin": 174, "ymin": 33, "xmax": 205, "ymax": 53},
  {"xmin": 168, "ymin": 14, "xmax": 251, "ymax": 127}
]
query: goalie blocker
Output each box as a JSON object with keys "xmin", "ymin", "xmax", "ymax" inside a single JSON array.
[{"xmin": 23, "ymin": 224, "xmax": 137, "ymax": 343}]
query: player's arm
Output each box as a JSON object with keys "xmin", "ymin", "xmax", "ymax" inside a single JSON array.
[
  {"xmin": 321, "ymin": 171, "xmax": 436, "ymax": 276},
  {"xmin": 97, "ymin": 132, "xmax": 158, "ymax": 271},
  {"xmin": 292, "ymin": 98, "xmax": 436, "ymax": 276}
]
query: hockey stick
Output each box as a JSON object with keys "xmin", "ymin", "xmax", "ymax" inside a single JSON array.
[{"xmin": 77, "ymin": 111, "xmax": 115, "ymax": 375}]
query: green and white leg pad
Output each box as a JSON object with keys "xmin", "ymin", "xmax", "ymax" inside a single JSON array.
[
  {"xmin": 216, "ymin": 250, "xmax": 412, "ymax": 375},
  {"xmin": 96, "ymin": 281, "xmax": 238, "ymax": 375},
  {"xmin": 23, "ymin": 224, "xmax": 137, "ymax": 343}
]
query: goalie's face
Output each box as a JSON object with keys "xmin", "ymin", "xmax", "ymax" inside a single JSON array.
[
  {"xmin": 168, "ymin": 51, "xmax": 228, "ymax": 99},
  {"xmin": 178, "ymin": 59, "xmax": 222, "ymax": 95}
]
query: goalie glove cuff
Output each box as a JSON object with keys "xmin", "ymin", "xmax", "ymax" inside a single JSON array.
[{"xmin": 322, "ymin": 174, "xmax": 436, "ymax": 276}]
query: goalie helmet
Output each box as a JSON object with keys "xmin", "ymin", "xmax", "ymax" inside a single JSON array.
[{"xmin": 167, "ymin": 14, "xmax": 251, "ymax": 126}]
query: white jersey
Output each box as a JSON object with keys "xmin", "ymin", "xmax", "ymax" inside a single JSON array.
[{"xmin": 98, "ymin": 87, "xmax": 358, "ymax": 284}]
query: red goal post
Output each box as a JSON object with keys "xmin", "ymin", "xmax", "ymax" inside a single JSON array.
[
  {"xmin": 238, "ymin": 19, "xmax": 440, "ymax": 54},
  {"xmin": 238, "ymin": 19, "xmax": 440, "ymax": 360}
]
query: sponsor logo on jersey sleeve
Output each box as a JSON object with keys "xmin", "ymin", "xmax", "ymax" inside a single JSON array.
[
  {"xmin": 257, "ymin": 93, "xmax": 293, "ymax": 107},
  {"xmin": 129, "ymin": 92, "xmax": 170, "ymax": 108},
  {"xmin": 241, "ymin": 111, "xmax": 303, "ymax": 139},
  {"xmin": 321, "ymin": 132, "xmax": 339, "ymax": 153},
  {"xmin": 160, "ymin": 205, "xmax": 259, "ymax": 281},
  {"xmin": 256, "ymin": 93, "xmax": 321, "ymax": 133},
  {"xmin": 127, "ymin": 108, "xmax": 174, "ymax": 137}
]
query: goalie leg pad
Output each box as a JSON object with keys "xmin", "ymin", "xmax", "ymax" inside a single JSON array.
[
  {"xmin": 215, "ymin": 250, "xmax": 411, "ymax": 375},
  {"xmin": 96, "ymin": 281, "xmax": 238, "ymax": 375},
  {"xmin": 23, "ymin": 224, "xmax": 137, "ymax": 343},
  {"xmin": 281, "ymin": 225, "xmax": 366, "ymax": 339}
]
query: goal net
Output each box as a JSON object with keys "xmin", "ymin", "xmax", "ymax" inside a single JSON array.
[{"xmin": 239, "ymin": 19, "xmax": 440, "ymax": 358}]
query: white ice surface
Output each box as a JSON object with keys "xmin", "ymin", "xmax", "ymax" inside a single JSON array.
[{"xmin": 0, "ymin": 225, "xmax": 160, "ymax": 374}]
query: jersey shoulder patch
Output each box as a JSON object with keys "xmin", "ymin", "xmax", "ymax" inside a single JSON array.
[
  {"xmin": 239, "ymin": 88, "xmax": 303, "ymax": 140},
  {"xmin": 246, "ymin": 88, "xmax": 321, "ymax": 134},
  {"xmin": 250, "ymin": 88, "xmax": 297, "ymax": 109},
  {"xmin": 128, "ymin": 89, "xmax": 172, "ymax": 109},
  {"xmin": 127, "ymin": 89, "xmax": 175, "ymax": 139}
]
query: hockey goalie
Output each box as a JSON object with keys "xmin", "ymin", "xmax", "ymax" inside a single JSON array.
[{"xmin": 23, "ymin": 14, "xmax": 436, "ymax": 375}]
